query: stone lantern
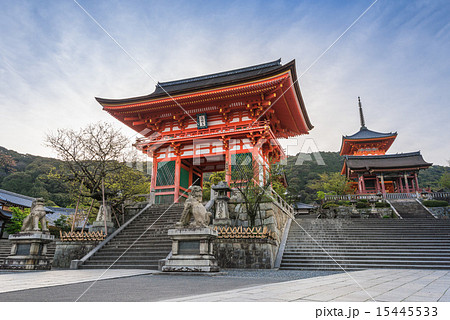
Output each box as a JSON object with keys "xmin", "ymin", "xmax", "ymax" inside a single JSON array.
[{"xmin": 212, "ymin": 181, "xmax": 232, "ymax": 226}]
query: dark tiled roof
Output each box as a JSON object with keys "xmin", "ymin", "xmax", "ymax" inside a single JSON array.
[
  {"xmin": 96, "ymin": 59, "xmax": 288, "ymax": 104},
  {"xmin": 0, "ymin": 209, "xmax": 12, "ymax": 219},
  {"xmin": 293, "ymin": 202, "xmax": 315, "ymax": 210},
  {"xmin": 153, "ymin": 59, "xmax": 282, "ymax": 96},
  {"xmin": 46, "ymin": 207, "xmax": 77, "ymax": 226},
  {"xmin": 344, "ymin": 127, "xmax": 397, "ymax": 140},
  {"xmin": 0, "ymin": 188, "xmax": 35, "ymax": 208},
  {"xmin": 345, "ymin": 151, "xmax": 432, "ymax": 170},
  {"xmin": 0, "ymin": 189, "xmax": 53, "ymax": 213}
]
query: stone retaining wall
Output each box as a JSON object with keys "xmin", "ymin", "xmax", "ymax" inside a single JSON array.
[
  {"xmin": 231, "ymin": 202, "xmax": 289, "ymax": 243},
  {"xmin": 321, "ymin": 207, "xmax": 394, "ymax": 219},
  {"xmin": 427, "ymin": 207, "xmax": 450, "ymax": 219},
  {"xmin": 214, "ymin": 238, "xmax": 277, "ymax": 269},
  {"xmin": 52, "ymin": 241, "xmax": 99, "ymax": 269}
]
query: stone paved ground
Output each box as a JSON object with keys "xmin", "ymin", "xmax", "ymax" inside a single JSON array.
[
  {"xmin": 0, "ymin": 269, "xmax": 339, "ymax": 302},
  {"xmin": 0, "ymin": 269, "xmax": 449, "ymax": 302},
  {"xmin": 167, "ymin": 269, "xmax": 450, "ymax": 302}
]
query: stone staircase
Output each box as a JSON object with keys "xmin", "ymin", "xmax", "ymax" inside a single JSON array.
[
  {"xmin": 280, "ymin": 218, "xmax": 450, "ymax": 271},
  {"xmin": 389, "ymin": 199, "xmax": 434, "ymax": 219},
  {"xmin": 80, "ymin": 204, "xmax": 182, "ymax": 270},
  {"xmin": 0, "ymin": 239, "xmax": 11, "ymax": 264}
]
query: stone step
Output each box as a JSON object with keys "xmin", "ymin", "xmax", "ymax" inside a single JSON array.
[
  {"xmin": 279, "ymin": 264, "xmax": 450, "ymax": 270},
  {"xmin": 80, "ymin": 264, "xmax": 158, "ymax": 269},
  {"xmin": 282, "ymin": 256, "xmax": 450, "ymax": 261},
  {"xmin": 280, "ymin": 217, "xmax": 450, "ymax": 270},
  {"xmin": 85, "ymin": 258, "xmax": 163, "ymax": 264},
  {"xmin": 91, "ymin": 253, "xmax": 169, "ymax": 258},
  {"xmin": 81, "ymin": 204, "xmax": 181, "ymax": 269},
  {"xmin": 280, "ymin": 259, "xmax": 450, "ymax": 266},
  {"xmin": 284, "ymin": 248, "xmax": 450, "ymax": 254}
]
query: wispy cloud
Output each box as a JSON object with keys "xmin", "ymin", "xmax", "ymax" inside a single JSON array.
[{"xmin": 0, "ymin": 0, "xmax": 448, "ymax": 165}]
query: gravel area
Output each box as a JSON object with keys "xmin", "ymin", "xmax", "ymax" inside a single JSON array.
[{"xmin": 222, "ymin": 269, "xmax": 342, "ymax": 280}]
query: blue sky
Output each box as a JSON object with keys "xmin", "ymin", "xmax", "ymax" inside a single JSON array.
[{"xmin": 0, "ymin": 0, "xmax": 449, "ymax": 165}]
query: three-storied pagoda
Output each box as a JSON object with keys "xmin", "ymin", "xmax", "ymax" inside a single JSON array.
[
  {"xmin": 340, "ymin": 98, "xmax": 432, "ymax": 194},
  {"xmin": 97, "ymin": 59, "xmax": 313, "ymax": 203}
]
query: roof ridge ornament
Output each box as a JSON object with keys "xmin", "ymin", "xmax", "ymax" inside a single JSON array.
[{"xmin": 358, "ymin": 96, "xmax": 367, "ymax": 130}]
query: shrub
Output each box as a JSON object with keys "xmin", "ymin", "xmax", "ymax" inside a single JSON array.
[
  {"xmin": 5, "ymin": 207, "xmax": 29, "ymax": 235},
  {"xmin": 355, "ymin": 201, "xmax": 370, "ymax": 209},
  {"xmin": 382, "ymin": 214, "xmax": 392, "ymax": 218},
  {"xmin": 358, "ymin": 199, "xmax": 369, "ymax": 203},
  {"xmin": 323, "ymin": 203, "xmax": 339, "ymax": 209},
  {"xmin": 422, "ymin": 200, "xmax": 448, "ymax": 207},
  {"xmin": 337, "ymin": 200, "xmax": 351, "ymax": 206},
  {"xmin": 48, "ymin": 225, "xmax": 61, "ymax": 238},
  {"xmin": 375, "ymin": 202, "xmax": 390, "ymax": 208}
]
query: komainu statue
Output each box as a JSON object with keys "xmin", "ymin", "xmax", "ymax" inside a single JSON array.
[
  {"xmin": 21, "ymin": 198, "xmax": 48, "ymax": 232},
  {"xmin": 176, "ymin": 186, "xmax": 212, "ymax": 228}
]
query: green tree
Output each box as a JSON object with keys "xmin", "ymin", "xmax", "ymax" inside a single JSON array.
[
  {"xmin": 54, "ymin": 215, "xmax": 71, "ymax": 232},
  {"xmin": 45, "ymin": 122, "xmax": 129, "ymax": 201},
  {"xmin": 231, "ymin": 161, "xmax": 282, "ymax": 227},
  {"xmin": 440, "ymin": 172, "xmax": 450, "ymax": 191},
  {"xmin": 104, "ymin": 164, "xmax": 150, "ymax": 207},
  {"xmin": 202, "ymin": 171, "xmax": 225, "ymax": 201},
  {"xmin": 5, "ymin": 207, "xmax": 29, "ymax": 235},
  {"xmin": 307, "ymin": 172, "xmax": 352, "ymax": 195},
  {"xmin": 0, "ymin": 152, "xmax": 16, "ymax": 174}
]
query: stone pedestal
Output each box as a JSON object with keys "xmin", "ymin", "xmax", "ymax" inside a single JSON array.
[
  {"xmin": 162, "ymin": 228, "xmax": 219, "ymax": 272},
  {"xmin": 89, "ymin": 221, "xmax": 116, "ymax": 235},
  {"xmin": 3, "ymin": 232, "xmax": 54, "ymax": 270}
]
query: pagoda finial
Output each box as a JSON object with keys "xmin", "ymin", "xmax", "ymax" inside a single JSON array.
[{"xmin": 358, "ymin": 96, "xmax": 367, "ymax": 129}]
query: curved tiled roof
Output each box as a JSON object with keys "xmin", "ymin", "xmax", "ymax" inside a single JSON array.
[
  {"xmin": 96, "ymin": 59, "xmax": 284, "ymax": 104},
  {"xmin": 344, "ymin": 127, "xmax": 397, "ymax": 140},
  {"xmin": 344, "ymin": 151, "xmax": 432, "ymax": 170}
]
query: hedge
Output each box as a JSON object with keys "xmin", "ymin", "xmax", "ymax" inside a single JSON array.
[{"xmin": 422, "ymin": 200, "xmax": 449, "ymax": 207}]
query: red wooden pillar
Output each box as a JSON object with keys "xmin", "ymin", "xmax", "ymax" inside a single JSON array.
[
  {"xmin": 188, "ymin": 163, "xmax": 193, "ymax": 187},
  {"xmin": 380, "ymin": 173, "xmax": 386, "ymax": 195},
  {"xmin": 414, "ymin": 172, "xmax": 420, "ymax": 192},
  {"xmin": 252, "ymin": 145, "xmax": 259, "ymax": 184},
  {"xmin": 361, "ymin": 175, "xmax": 366, "ymax": 193},
  {"xmin": 404, "ymin": 173, "xmax": 410, "ymax": 193},
  {"xmin": 375, "ymin": 176, "xmax": 381, "ymax": 193},
  {"xmin": 151, "ymin": 157, "xmax": 158, "ymax": 192},
  {"xmin": 399, "ymin": 177, "xmax": 404, "ymax": 193},
  {"xmin": 174, "ymin": 155, "xmax": 181, "ymax": 202},
  {"xmin": 357, "ymin": 175, "xmax": 362, "ymax": 194},
  {"xmin": 224, "ymin": 140, "xmax": 231, "ymax": 185}
]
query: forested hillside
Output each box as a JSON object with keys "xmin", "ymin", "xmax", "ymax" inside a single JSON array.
[
  {"xmin": 1, "ymin": 146, "xmax": 448, "ymax": 206},
  {"xmin": 0, "ymin": 146, "xmax": 72, "ymax": 206}
]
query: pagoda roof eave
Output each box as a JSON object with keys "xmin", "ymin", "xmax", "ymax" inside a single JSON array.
[
  {"xmin": 342, "ymin": 151, "xmax": 432, "ymax": 171},
  {"xmin": 339, "ymin": 132, "xmax": 397, "ymax": 155}
]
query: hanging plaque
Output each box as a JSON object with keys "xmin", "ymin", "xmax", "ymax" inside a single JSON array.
[{"xmin": 196, "ymin": 113, "xmax": 208, "ymax": 129}]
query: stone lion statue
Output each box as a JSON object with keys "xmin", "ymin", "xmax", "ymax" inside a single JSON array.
[
  {"xmin": 176, "ymin": 186, "xmax": 212, "ymax": 228},
  {"xmin": 21, "ymin": 198, "xmax": 48, "ymax": 232}
]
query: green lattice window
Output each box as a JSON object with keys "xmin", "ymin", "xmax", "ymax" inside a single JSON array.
[
  {"xmin": 231, "ymin": 152, "xmax": 253, "ymax": 180},
  {"xmin": 180, "ymin": 167, "xmax": 189, "ymax": 190},
  {"xmin": 155, "ymin": 188, "xmax": 175, "ymax": 193},
  {"xmin": 156, "ymin": 161, "xmax": 175, "ymax": 186},
  {"xmin": 155, "ymin": 194, "xmax": 174, "ymax": 204}
]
